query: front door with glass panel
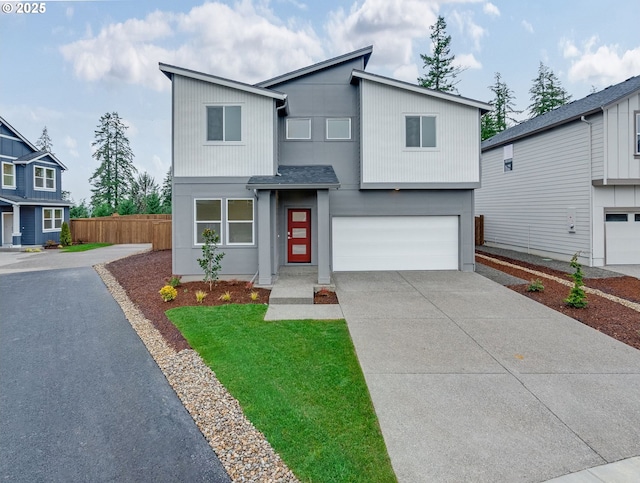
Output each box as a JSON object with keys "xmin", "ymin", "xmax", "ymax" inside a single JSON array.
[{"xmin": 287, "ymin": 209, "xmax": 311, "ymax": 263}]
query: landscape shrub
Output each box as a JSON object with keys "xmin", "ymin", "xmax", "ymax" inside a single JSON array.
[
  {"xmin": 60, "ymin": 221, "xmax": 72, "ymax": 247},
  {"xmin": 197, "ymin": 228, "xmax": 225, "ymax": 291},
  {"xmin": 564, "ymin": 253, "xmax": 588, "ymax": 308},
  {"xmin": 159, "ymin": 285, "xmax": 178, "ymax": 302}
]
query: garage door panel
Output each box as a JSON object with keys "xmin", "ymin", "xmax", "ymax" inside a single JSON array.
[
  {"xmin": 332, "ymin": 216, "xmax": 458, "ymax": 271},
  {"xmin": 606, "ymin": 215, "xmax": 640, "ymax": 264}
]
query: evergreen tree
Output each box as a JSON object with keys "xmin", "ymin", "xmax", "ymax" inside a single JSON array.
[
  {"xmin": 482, "ymin": 72, "xmax": 519, "ymax": 141},
  {"xmin": 92, "ymin": 202, "xmax": 113, "ymax": 217},
  {"xmin": 528, "ymin": 62, "xmax": 572, "ymax": 118},
  {"xmin": 36, "ymin": 126, "xmax": 53, "ymax": 152},
  {"xmin": 89, "ymin": 112, "xmax": 137, "ymax": 211},
  {"xmin": 418, "ymin": 16, "xmax": 463, "ymax": 93},
  {"xmin": 116, "ymin": 198, "xmax": 137, "ymax": 215},
  {"xmin": 161, "ymin": 167, "xmax": 172, "ymax": 213},
  {"xmin": 145, "ymin": 191, "xmax": 162, "ymax": 214},
  {"xmin": 70, "ymin": 199, "xmax": 90, "ymax": 218},
  {"xmin": 130, "ymin": 171, "xmax": 158, "ymax": 214}
]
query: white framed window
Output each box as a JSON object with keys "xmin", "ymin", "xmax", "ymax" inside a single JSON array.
[
  {"xmin": 286, "ymin": 118, "xmax": 311, "ymax": 140},
  {"xmin": 405, "ymin": 115, "xmax": 436, "ymax": 148},
  {"xmin": 194, "ymin": 199, "xmax": 222, "ymax": 245},
  {"xmin": 206, "ymin": 105, "xmax": 241, "ymax": 142},
  {"xmin": 43, "ymin": 207, "xmax": 63, "ymax": 232},
  {"xmin": 2, "ymin": 162, "xmax": 15, "ymax": 189},
  {"xmin": 226, "ymin": 199, "xmax": 254, "ymax": 245},
  {"xmin": 34, "ymin": 165, "xmax": 55, "ymax": 191},
  {"xmin": 635, "ymin": 111, "xmax": 640, "ymax": 156},
  {"xmin": 503, "ymin": 144, "xmax": 513, "ymax": 172},
  {"xmin": 326, "ymin": 118, "xmax": 351, "ymax": 140}
]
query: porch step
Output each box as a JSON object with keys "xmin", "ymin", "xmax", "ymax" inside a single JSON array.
[{"xmin": 268, "ymin": 268, "xmax": 316, "ymax": 305}]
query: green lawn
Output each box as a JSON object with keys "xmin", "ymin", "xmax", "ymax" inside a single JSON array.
[
  {"xmin": 166, "ymin": 304, "xmax": 396, "ymax": 483},
  {"xmin": 61, "ymin": 242, "xmax": 112, "ymax": 252}
]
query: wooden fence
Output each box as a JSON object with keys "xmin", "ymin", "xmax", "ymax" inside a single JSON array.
[
  {"xmin": 475, "ymin": 215, "xmax": 484, "ymax": 246},
  {"xmin": 70, "ymin": 214, "xmax": 172, "ymax": 251}
]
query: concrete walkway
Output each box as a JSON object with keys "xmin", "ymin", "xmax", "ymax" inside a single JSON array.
[{"xmin": 334, "ymin": 270, "xmax": 640, "ymax": 483}]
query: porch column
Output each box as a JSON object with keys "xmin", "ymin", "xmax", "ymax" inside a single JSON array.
[
  {"xmin": 257, "ymin": 190, "xmax": 273, "ymax": 285},
  {"xmin": 12, "ymin": 204, "xmax": 21, "ymax": 247},
  {"xmin": 317, "ymin": 189, "xmax": 331, "ymax": 284}
]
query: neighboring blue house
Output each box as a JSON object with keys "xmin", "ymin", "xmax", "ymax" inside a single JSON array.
[
  {"xmin": 0, "ymin": 116, "xmax": 71, "ymax": 247},
  {"xmin": 160, "ymin": 47, "xmax": 490, "ymax": 284}
]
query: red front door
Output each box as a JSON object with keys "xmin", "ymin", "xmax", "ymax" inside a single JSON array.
[{"xmin": 287, "ymin": 209, "xmax": 311, "ymax": 263}]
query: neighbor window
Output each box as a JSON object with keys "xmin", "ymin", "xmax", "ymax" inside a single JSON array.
[
  {"xmin": 206, "ymin": 105, "xmax": 241, "ymax": 142},
  {"xmin": 2, "ymin": 162, "xmax": 15, "ymax": 188},
  {"xmin": 226, "ymin": 199, "xmax": 254, "ymax": 245},
  {"xmin": 34, "ymin": 165, "xmax": 55, "ymax": 190},
  {"xmin": 503, "ymin": 144, "xmax": 514, "ymax": 172},
  {"xmin": 405, "ymin": 115, "xmax": 436, "ymax": 148},
  {"xmin": 635, "ymin": 111, "xmax": 640, "ymax": 155},
  {"xmin": 43, "ymin": 207, "xmax": 63, "ymax": 231},
  {"xmin": 286, "ymin": 118, "xmax": 311, "ymax": 140},
  {"xmin": 194, "ymin": 199, "xmax": 221, "ymax": 244},
  {"xmin": 326, "ymin": 118, "xmax": 351, "ymax": 140}
]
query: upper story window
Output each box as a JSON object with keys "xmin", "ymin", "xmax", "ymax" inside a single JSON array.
[
  {"xmin": 43, "ymin": 207, "xmax": 63, "ymax": 232},
  {"xmin": 286, "ymin": 118, "xmax": 311, "ymax": 140},
  {"xmin": 34, "ymin": 165, "xmax": 55, "ymax": 191},
  {"xmin": 2, "ymin": 162, "xmax": 15, "ymax": 189},
  {"xmin": 206, "ymin": 105, "xmax": 241, "ymax": 142},
  {"xmin": 405, "ymin": 115, "xmax": 436, "ymax": 148},
  {"xmin": 226, "ymin": 199, "xmax": 254, "ymax": 245},
  {"xmin": 326, "ymin": 118, "xmax": 351, "ymax": 140},
  {"xmin": 194, "ymin": 199, "xmax": 221, "ymax": 245},
  {"xmin": 503, "ymin": 144, "xmax": 514, "ymax": 172},
  {"xmin": 635, "ymin": 111, "xmax": 640, "ymax": 156}
]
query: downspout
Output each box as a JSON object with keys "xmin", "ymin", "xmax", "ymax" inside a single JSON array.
[{"xmin": 580, "ymin": 115, "xmax": 594, "ymax": 266}]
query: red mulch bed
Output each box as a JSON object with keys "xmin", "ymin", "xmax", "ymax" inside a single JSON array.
[
  {"xmin": 106, "ymin": 250, "xmax": 338, "ymax": 351},
  {"xmin": 478, "ymin": 255, "xmax": 640, "ymax": 350}
]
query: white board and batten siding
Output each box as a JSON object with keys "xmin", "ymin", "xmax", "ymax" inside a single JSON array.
[
  {"xmin": 332, "ymin": 216, "xmax": 459, "ymax": 271},
  {"xmin": 359, "ymin": 80, "xmax": 480, "ymax": 185},
  {"xmin": 476, "ymin": 122, "xmax": 592, "ymax": 262},
  {"xmin": 172, "ymin": 75, "xmax": 275, "ymax": 178},
  {"xmin": 603, "ymin": 94, "xmax": 640, "ymax": 180}
]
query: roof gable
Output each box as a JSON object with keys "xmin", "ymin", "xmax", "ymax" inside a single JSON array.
[
  {"xmin": 0, "ymin": 115, "xmax": 67, "ymax": 170},
  {"xmin": 482, "ymin": 74, "xmax": 640, "ymax": 151},
  {"xmin": 256, "ymin": 46, "xmax": 373, "ymax": 88},
  {"xmin": 350, "ymin": 70, "xmax": 491, "ymax": 112}
]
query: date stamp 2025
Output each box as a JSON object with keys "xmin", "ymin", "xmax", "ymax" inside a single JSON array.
[{"xmin": 2, "ymin": 3, "xmax": 47, "ymax": 14}]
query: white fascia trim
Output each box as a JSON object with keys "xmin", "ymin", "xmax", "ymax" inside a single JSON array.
[{"xmin": 350, "ymin": 70, "xmax": 492, "ymax": 112}]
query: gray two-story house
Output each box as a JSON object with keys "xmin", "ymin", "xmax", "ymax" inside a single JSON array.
[
  {"xmin": 160, "ymin": 46, "xmax": 490, "ymax": 284},
  {"xmin": 1, "ymin": 116, "xmax": 71, "ymax": 247}
]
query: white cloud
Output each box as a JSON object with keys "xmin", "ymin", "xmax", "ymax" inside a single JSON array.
[
  {"xmin": 64, "ymin": 136, "xmax": 79, "ymax": 158},
  {"xmin": 455, "ymin": 53, "xmax": 482, "ymax": 70},
  {"xmin": 393, "ymin": 63, "xmax": 420, "ymax": 83},
  {"xmin": 483, "ymin": 2, "xmax": 500, "ymax": 17},
  {"xmin": 562, "ymin": 36, "xmax": 640, "ymax": 86},
  {"xmin": 65, "ymin": 7, "xmax": 73, "ymax": 20},
  {"xmin": 521, "ymin": 20, "xmax": 534, "ymax": 34},
  {"xmin": 451, "ymin": 10, "xmax": 486, "ymax": 51}
]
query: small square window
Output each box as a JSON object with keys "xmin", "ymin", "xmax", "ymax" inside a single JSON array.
[
  {"xmin": 286, "ymin": 118, "xmax": 311, "ymax": 140},
  {"xmin": 43, "ymin": 207, "xmax": 63, "ymax": 232},
  {"xmin": 34, "ymin": 166, "xmax": 55, "ymax": 191},
  {"xmin": 326, "ymin": 118, "xmax": 351, "ymax": 140},
  {"xmin": 207, "ymin": 106, "xmax": 241, "ymax": 142},
  {"xmin": 405, "ymin": 115, "xmax": 436, "ymax": 148}
]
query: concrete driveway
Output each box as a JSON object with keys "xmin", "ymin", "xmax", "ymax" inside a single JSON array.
[
  {"xmin": 0, "ymin": 246, "xmax": 229, "ymax": 482},
  {"xmin": 335, "ymin": 270, "xmax": 640, "ymax": 483}
]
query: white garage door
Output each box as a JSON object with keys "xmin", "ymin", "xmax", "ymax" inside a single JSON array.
[
  {"xmin": 605, "ymin": 212, "xmax": 640, "ymax": 264},
  {"xmin": 332, "ymin": 216, "xmax": 459, "ymax": 271}
]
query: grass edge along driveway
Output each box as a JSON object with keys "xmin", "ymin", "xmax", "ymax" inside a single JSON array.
[{"xmin": 167, "ymin": 304, "xmax": 397, "ymax": 483}]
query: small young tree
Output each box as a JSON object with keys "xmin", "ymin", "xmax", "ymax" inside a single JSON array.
[
  {"xmin": 197, "ymin": 228, "xmax": 225, "ymax": 291},
  {"xmin": 60, "ymin": 221, "xmax": 72, "ymax": 246},
  {"xmin": 564, "ymin": 253, "xmax": 588, "ymax": 308},
  {"xmin": 145, "ymin": 191, "xmax": 162, "ymax": 214},
  {"xmin": 418, "ymin": 15, "xmax": 463, "ymax": 93}
]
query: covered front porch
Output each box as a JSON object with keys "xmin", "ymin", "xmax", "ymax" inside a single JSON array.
[{"xmin": 247, "ymin": 165, "xmax": 340, "ymax": 286}]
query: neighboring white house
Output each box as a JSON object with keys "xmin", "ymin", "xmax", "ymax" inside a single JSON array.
[{"xmin": 477, "ymin": 75, "xmax": 640, "ymax": 266}]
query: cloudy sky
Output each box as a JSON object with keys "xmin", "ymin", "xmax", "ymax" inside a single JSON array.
[{"xmin": 2, "ymin": 0, "xmax": 639, "ymax": 204}]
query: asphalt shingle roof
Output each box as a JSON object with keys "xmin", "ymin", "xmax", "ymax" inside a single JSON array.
[
  {"xmin": 482, "ymin": 74, "xmax": 640, "ymax": 151},
  {"xmin": 247, "ymin": 165, "xmax": 340, "ymax": 189}
]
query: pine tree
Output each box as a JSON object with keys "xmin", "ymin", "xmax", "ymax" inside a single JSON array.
[
  {"xmin": 528, "ymin": 62, "xmax": 572, "ymax": 118},
  {"xmin": 36, "ymin": 126, "xmax": 53, "ymax": 152},
  {"xmin": 145, "ymin": 191, "xmax": 162, "ymax": 214},
  {"xmin": 70, "ymin": 200, "xmax": 90, "ymax": 219},
  {"xmin": 418, "ymin": 16, "xmax": 463, "ymax": 93},
  {"xmin": 89, "ymin": 112, "xmax": 137, "ymax": 211},
  {"xmin": 482, "ymin": 72, "xmax": 519, "ymax": 140},
  {"xmin": 130, "ymin": 171, "xmax": 158, "ymax": 214},
  {"xmin": 161, "ymin": 167, "xmax": 172, "ymax": 213}
]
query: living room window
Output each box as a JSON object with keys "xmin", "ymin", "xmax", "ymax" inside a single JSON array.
[
  {"xmin": 34, "ymin": 165, "xmax": 55, "ymax": 191},
  {"xmin": 194, "ymin": 199, "xmax": 221, "ymax": 244},
  {"xmin": 286, "ymin": 118, "xmax": 311, "ymax": 140},
  {"xmin": 226, "ymin": 199, "xmax": 254, "ymax": 245},
  {"xmin": 405, "ymin": 115, "xmax": 436, "ymax": 148},
  {"xmin": 206, "ymin": 106, "xmax": 241, "ymax": 142},
  {"xmin": 326, "ymin": 118, "xmax": 351, "ymax": 140},
  {"xmin": 2, "ymin": 162, "xmax": 15, "ymax": 189},
  {"xmin": 43, "ymin": 207, "xmax": 63, "ymax": 231}
]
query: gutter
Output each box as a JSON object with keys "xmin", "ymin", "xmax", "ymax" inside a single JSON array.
[{"xmin": 580, "ymin": 115, "xmax": 594, "ymax": 267}]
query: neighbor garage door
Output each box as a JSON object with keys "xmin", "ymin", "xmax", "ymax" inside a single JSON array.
[
  {"xmin": 605, "ymin": 212, "xmax": 640, "ymax": 264},
  {"xmin": 332, "ymin": 216, "xmax": 458, "ymax": 271}
]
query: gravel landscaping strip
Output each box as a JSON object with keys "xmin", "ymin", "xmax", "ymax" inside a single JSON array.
[{"xmin": 95, "ymin": 263, "xmax": 299, "ymax": 483}]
